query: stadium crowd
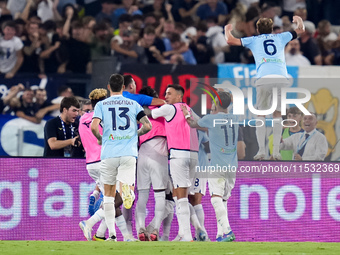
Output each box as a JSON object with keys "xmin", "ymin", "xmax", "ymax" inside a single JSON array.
[
  {"xmin": 0, "ymin": 0, "xmax": 340, "ymax": 80},
  {"xmin": 0, "ymin": 1, "xmax": 331, "ymax": 162},
  {"xmin": 0, "ymin": 1, "xmax": 333, "ymax": 241}
]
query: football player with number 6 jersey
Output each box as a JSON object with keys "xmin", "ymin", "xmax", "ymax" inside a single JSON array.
[{"xmin": 224, "ymin": 15, "xmax": 305, "ymax": 161}]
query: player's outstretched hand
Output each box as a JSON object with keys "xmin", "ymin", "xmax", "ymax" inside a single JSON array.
[
  {"xmin": 292, "ymin": 15, "xmax": 302, "ymax": 24},
  {"xmin": 292, "ymin": 15, "xmax": 305, "ymax": 34},
  {"xmin": 224, "ymin": 24, "xmax": 233, "ymax": 33}
]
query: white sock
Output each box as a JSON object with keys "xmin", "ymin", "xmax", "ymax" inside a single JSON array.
[
  {"xmin": 135, "ymin": 189, "xmax": 149, "ymax": 232},
  {"xmin": 116, "ymin": 215, "xmax": 130, "ymax": 239},
  {"xmin": 194, "ymin": 204, "xmax": 207, "ymax": 234},
  {"xmin": 91, "ymin": 190, "xmax": 100, "ymax": 200},
  {"xmin": 173, "ymin": 196, "xmax": 178, "ymax": 212},
  {"xmin": 255, "ymin": 117, "xmax": 266, "ymax": 154},
  {"xmin": 177, "ymin": 198, "xmax": 192, "ymax": 240},
  {"xmin": 122, "ymin": 207, "xmax": 133, "ymax": 235},
  {"xmin": 86, "ymin": 208, "xmax": 104, "ymax": 228},
  {"xmin": 217, "ymin": 200, "xmax": 229, "ymax": 237},
  {"xmin": 173, "ymin": 197, "xmax": 182, "ymax": 237},
  {"xmin": 217, "ymin": 201, "xmax": 228, "ymax": 237},
  {"xmin": 211, "ymin": 197, "xmax": 230, "ymax": 235},
  {"xmin": 217, "ymin": 221, "xmax": 223, "ymax": 238},
  {"xmin": 96, "ymin": 219, "xmax": 107, "ymax": 238},
  {"xmin": 146, "ymin": 217, "xmax": 155, "ymax": 234},
  {"xmin": 154, "ymin": 191, "xmax": 166, "ymax": 231},
  {"xmin": 189, "ymin": 203, "xmax": 202, "ymax": 231},
  {"xmin": 165, "ymin": 199, "xmax": 175, "ymax": 220},
  {"xmin": 194, "ymin": 204, "xmax": 205, "ymax": 229},
  {"xmin": 272, "ymin": 117, "xmax": 283, "ymax": 155},
  {"xmin": 162, "ymin": 200, "xmax": 174, "ymax": 240},
  {"xmin": 103, "ymin": 196, "xmax": 116, "ymax": 237}
]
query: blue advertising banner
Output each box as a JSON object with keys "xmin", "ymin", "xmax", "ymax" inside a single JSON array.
[{"xmin": 0, "ymin": 115, "xmax": 46, "ymax": 156}]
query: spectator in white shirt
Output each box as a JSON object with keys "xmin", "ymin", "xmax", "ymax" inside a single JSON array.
[
  {"xmin": 0, "ymin": 21, "xmax": 24, "ymax": 79},
  {"xmin": 206, "ymin": 16, "xmax": 228, "ymax": 64},
  {"xmin": 6, "ymin": 0, "xmax": 26, "ymax": 18},
  {"xmin": 280, "ymin": 113, "xmax": 328, "ymax": 161},
  {"xmin": 285, "ymin": 39, "xmax": 311, "ymax": 66}
]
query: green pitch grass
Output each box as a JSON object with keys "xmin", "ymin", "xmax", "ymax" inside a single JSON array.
[{"xmin": 1, "ymin": 241, "xmax": 339, "ymax": 255}]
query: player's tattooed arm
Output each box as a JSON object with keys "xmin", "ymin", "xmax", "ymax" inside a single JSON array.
[
  {"xmin": 137, "ymin": 115, "xmax": 152, "ymax": 136},
  {"xmin": 180, "ymin": 105, "xmax": 201, "ymax": 129},
  {"xmin": 91, "ymin": 118, "xmax": 102, "ymax": 145}
]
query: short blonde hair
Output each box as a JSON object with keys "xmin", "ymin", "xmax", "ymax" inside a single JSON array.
[
  {"xmin": 256, "ymin": 18, "xmax": 274, "ymax": 34},
  {"xmin": 89, "ymin": 88, "xmax": 107, "ymax": 100},
  {"xmin": 89, "ymin": 88, "xmax": 107, "ymax": 108}
]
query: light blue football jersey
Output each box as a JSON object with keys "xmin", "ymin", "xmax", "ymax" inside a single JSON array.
[
  {"xmin": 241, "ymin": 32, "xmax": 293, "ymax": 78},
  {"xmin": 93, "ymin": 95, "xmax": 144, "ymax": 160},
  {"xmin": 198, "ymin": 113, "xmax": 239, "ymax": 169},
  {"xmin": 197, "ymin": 130, "xmax": 209, "ymax": 167}
]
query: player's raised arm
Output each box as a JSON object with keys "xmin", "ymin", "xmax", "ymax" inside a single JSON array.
[
  {"xmin": 180, "ymin": 104, "xmax": 207, "ymax": 131},
  {"xmin": 150, "ymin": 97, "xmax": 166, "ymax": 106},
  {"xmin": 293, "ymin": 15, "xmax": 305, "ymax": 35},
  {"xmin": 224, "ymin": 24, "xmax": 242, "ymax": 46}
]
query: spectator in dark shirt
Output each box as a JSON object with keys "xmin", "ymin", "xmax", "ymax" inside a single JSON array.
[
  {"xmin": 173, "ymin": 0, "xmax": 203, "ymax": 22},
  {"xmin": 77, "ymin": 0, "xmax": 102, "ymax": 17},
  {"xmin": 95, "ymin": 0, "xmax": 118, "ymax": 28},
  {"xmin": 132, "ymin": 14, "xmax": 144, "ymax": 29},
  {"xmin": 90, "ymin": 21, "xmax": 112, "ymax": 59},
  {"xmin": 162, "ymin": 32, "xmax": 196, "ymax": 64},
  {"xmin": 299, "ymin": 20, "xmax": 322, "ymax": 65},
  {"xmin": 43, "ymin": 96, "xmax": 81, "ymax": 157},
  {"xmin": 63, "ymin": 20, "xmax": 92, "ymax": 73},
  {"xmin": 143, "ymin": 13, "xmax": 158, "ymax": 27},
  {"xmin": 0, "ymin": 0, "xmax": 12, "ymax": 24},
  {"xmin": 16, "ymin": 89, "xmax": 40, "ymax": 123},
  {"xmin": 35, "ymin": 88, "xmax": 52, "ymax": 109},
  {"xmin": 142, "ymin": 0, "xmax": 169, "ymax": 20},
  {"xmin": 113, "ymin": 28, "xmax": 147, "ymax": 64},
  {"xmin": 20, "ymin": 22, "xmax": 43, "ymax": 74},
  {"xmin": 190, "ymin": 36, "xmax": 214, "ymax": 64},
  {"xmin": 196, "ymin": 0, "xmax": 228, "ymax": 25},
  {"xmin": 324, "ymin": 41, "xmax": 340, "ymax": 66},
  {"xmin": 113, "ymin": 0, "xmax": 143, "ymax": 28},
  {"xmin": 39, "ymin": 21, "xmax": 63, "ymax": 74},
  {"xmin": 138, "ymin": 25, "xmax": 166, "ymax": 63},
  {"xmin": 189, "ymin": 22, "xmax": 214, "ymax": 64},
  {"xmin": 34, "ymin": 88, "xmax": 60, "ymax": 120},
  {"xmin": 15, "ymin": 19, "xmax": 27, "ymax": 39}
]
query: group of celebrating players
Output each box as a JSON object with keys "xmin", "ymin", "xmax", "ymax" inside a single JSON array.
[{"xmin": 75, "ymin": 15, "xmax": 305, "ymax": 242}]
